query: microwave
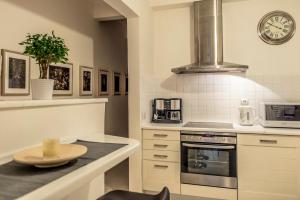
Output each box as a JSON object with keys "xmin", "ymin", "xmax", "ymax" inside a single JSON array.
[{"xmin": 260, "ymin": 102, "xmax": 300, "ymax": 128}]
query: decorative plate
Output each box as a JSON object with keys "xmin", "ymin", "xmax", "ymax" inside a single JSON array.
[{"xmin": 13, "ymin": 144, "xmax": 87, "ymax": 168}]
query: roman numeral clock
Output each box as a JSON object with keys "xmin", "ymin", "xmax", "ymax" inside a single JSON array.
[{"xmin": 258, "ymin": 11, "xmax": 296, "ymax": 45}]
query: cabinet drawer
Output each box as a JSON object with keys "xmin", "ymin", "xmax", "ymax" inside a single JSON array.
[
  {"xmin": 181, "ymin": 184, "xmax": 237, "ymax": 200},
  {"xmin": 143, "ymin": 140, "xmax": 180, "ymax": 152},
  {"xmin": 238, "ymin": 134, "xmax": 300, "ymax": 148},
  {"xmin": 143, "ymin": 160, "xmax": 180, "ymax": 194},
  {"xmin": 239, "ymin": 191, "xmax": 298, "ymax": 200},
  {"xmin": 143, "ymin": 150, "xmax": 180, "ymax": 162},
  {"xmin": 143, "ymin": 130, "xmax": 180, "ymax": 141}
]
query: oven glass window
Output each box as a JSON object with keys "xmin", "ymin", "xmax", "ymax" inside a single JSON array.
[
  {"xmin": 181, "ymin": 144, "xmax": 236, "ymax": 177},
  {"xmin": 187, "ymin": 148, "xmax": 229, "ymax": 176}
]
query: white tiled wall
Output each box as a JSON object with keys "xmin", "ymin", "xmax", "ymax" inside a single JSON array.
[
  {"xmin": 141, "ymin": 74, "xmax": 300, "ymax": 124},
  {"xmin": 142, "ymin": 0, "xmax": 300, "ymax": 125}
]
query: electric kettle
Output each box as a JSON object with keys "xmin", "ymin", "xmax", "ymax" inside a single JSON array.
[{"xmin": 239, "ymin": 99, "xmax": 255, "ymax": 126}]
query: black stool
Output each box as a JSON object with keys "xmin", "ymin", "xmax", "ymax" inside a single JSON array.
[{"xmin": 98, "ymin": 187, "xmax": 170, "ymax": 200}]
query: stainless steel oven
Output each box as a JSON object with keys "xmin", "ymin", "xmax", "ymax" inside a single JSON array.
[{"xmin": 181, "ymin": 131, "xmax": 237, "ymax": 189}]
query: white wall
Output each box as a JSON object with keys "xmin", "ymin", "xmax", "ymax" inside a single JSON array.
[
  {"xmin": 0, "ymin": 0, "xmax": 99, "ymax": 100},
  {"xmin": 141, "ymin": 0, "xmax": 300, "ymax": 124},
  {"xmin": 0, "ymin": 101, "xmax": 106, "ymax": 200},
  {"xmin": 0, "ymin": 102, "xmax": 105, "ymax": 157}
]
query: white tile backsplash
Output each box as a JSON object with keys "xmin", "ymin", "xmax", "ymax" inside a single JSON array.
[{"xmin": 141, "ymin": 74, "xmax": 300, "ymax": 124}]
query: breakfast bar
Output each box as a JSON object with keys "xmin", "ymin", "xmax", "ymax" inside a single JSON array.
[
  {"xmin": 0, "ymin": 134, "xmax": 139, "ymax": 200},
  {"xmin": 0, "ymin": 99, "xmax": 139, "ymax": 200}
]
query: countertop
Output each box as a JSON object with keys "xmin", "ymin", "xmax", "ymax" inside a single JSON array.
[
  {"xmin": 142, "ymin": 123, "xmax": 300, "ymax": 136},
  {"xmin": 5, "ymin": 134, "xmax": 140, "ymax": 200}
]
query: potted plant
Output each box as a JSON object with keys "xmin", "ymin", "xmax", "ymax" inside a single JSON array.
[{"xmin": 20, "ymin": 31, "xmax": 69, "ymax": 100}]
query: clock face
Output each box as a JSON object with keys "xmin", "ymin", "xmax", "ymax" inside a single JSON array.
[{"xmin": 258, "ymin": 11, "xmax": 296, "ymax": 45}]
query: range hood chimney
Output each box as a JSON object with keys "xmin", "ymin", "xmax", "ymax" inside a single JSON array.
[{"xmin": 172, "ymin": 0, "xmax": 248, "ymax": 74}]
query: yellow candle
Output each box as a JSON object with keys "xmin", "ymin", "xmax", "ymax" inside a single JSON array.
[{"xmin": 43, "ymin": 138, "xmax": 60, "ymax": 157}]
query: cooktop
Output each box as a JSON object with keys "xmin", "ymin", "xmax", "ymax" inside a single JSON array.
[{"xmin": 183, "ymin": 122, "xmax": 233, "ymax": 129}]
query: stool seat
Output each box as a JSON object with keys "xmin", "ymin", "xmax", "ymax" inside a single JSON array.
[{"xmin": 98, "ymin": 187, "xmax": 170, "ymax": 200}]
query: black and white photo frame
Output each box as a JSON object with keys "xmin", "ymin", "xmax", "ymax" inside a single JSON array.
[
  {"xmin": 1, "ymin": 49, "xmax": 30, "ymax": 96},
  {"xmin": 120, "ymin": 73, "xmax": 128, "ymax": 96},
  {"xmin": 113, "ymin": 72, "xmax": 121, "ymax": 96},
  {"xmin": 98, "ymin": 69, "xmax": 109, "ymax": 96},
  {"xmin": 48, "ymin": 62, "xmax": 73, "ymax": 96},
  {"xmin": 124, "ymin": 73, "xmax": 128, "ymax": 96},
  {"xmin": 79, "ymin": 66, "xmax": 94, "ymax": 96}
]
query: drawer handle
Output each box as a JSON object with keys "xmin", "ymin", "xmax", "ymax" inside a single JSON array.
[
  {"xmin": 153, "ymin": 134, "xmax": 168, "ymax": 138},
  {"xmin": 153, "ymin": 144, "xmax": 168, "ymax": 148},
  {"xmin": 260, "ymin": 139, "xmax": 278, "ymax": 144},
  {"xmin": 154, "ymin": 164, "xmax": 169, "ymax": 169},
  {"xmin": 153, "ymin": 154, "xmax": 168, "ymax": 158}
]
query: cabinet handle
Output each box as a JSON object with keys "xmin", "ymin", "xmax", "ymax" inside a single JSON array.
[
  {"xmin": 153, "ymin": 154, "xmax": 168, "ymax": 158},
  {"xmin": 153, "ymin": 134, "xmax": 168, "ymax": 138},
  {"xmin": 154, "ymin": 164, "xmax": 169, "ymax": 169},
  {"xmin": 260, "ymin": 139, "xmax": 278, "ymax": 144},
  {"xmin": 153, "ymin": 144, "xmax": 168, "ymax": 148}
]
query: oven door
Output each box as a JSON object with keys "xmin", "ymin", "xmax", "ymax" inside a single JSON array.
[{"xmin": 181, "ymin": 142, "xmax": 237, "ymax": 188}]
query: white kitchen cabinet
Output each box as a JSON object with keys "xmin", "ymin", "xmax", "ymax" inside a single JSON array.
[
  {"xmin": 142, "ymin": 129, "xmax": 181, "ymax": 194},
  {"xmin": 238, "ymin": 134, "xmax": 300, "ymax": 200},
  {"xmin": 143, "ymin": 160, "xmax": 180, "ymax": 193}
]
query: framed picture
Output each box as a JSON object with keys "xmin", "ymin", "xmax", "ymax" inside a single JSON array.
[
  {"xmin": 79, "ymin": 66, "xmax": 94, "ymax": 96},
  {"xmin": 98, "ymin": 69, "xmax": 109, "ymax": 96},
  {"xmin": 48, "ymin": 63, "xmax": 73, "ymax": 96},
  {"xmin": 1, "ymin": 49, "xmax": 30, "ymax": 96},
  {"xmin": 125, "ymin": 74, "xmax": 128, "ymax": 95},
  {"xmin": 120, "ymin": 73, "xmax": 128, "ymax": 96},
  {"xmin": 113, "ymin": 72, "xmax": 121, "ymax": 96}
]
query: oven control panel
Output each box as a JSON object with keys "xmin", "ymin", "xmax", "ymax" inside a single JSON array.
[{"xmin": 181, "ymin": 133, "xmax": 237, "ymax": 144}]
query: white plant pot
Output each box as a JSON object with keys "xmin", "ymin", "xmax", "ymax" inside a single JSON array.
[{"xmin": 31, "ymin": 79, "xmax": 54, "ymax": 100}]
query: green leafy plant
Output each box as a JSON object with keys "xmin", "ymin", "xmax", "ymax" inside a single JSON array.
[{"xmin": 19, "ymin": 31, "xmax": 69, "ymax": 79}]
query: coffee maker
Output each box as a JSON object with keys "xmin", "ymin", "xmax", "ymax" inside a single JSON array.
[{"xmin": 152, "ymin": 98, "xmax": 182, "ymax": 124}]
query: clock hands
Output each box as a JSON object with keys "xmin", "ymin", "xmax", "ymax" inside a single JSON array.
[{"xmin": 267, "ymin": 22, "xmax": 283, "ymax": 30}]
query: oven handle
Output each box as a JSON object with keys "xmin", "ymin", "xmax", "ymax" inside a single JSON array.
[{"xmin": 182, "ymin": 143, "xmax": 235, "ymax": 150}]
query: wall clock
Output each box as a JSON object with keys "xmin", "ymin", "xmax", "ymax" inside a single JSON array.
[{"xmin": 258, "ymin": 11, "xmax": 296, "ymax": 45}]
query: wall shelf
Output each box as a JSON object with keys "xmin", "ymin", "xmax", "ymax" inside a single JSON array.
[{"xmin": 0, "ymin": 98, "xmax": 108, "ymax": 109}]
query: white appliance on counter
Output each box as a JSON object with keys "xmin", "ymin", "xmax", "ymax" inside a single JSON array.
[
  {"xmin": 238, "ymin": 99, "xmax": 255, "ymax": 126},
  {"xmin": 260, "ymin": 102, "xmax": 300, "ymax": 128}
]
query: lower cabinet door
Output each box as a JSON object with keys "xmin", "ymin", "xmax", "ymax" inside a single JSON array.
[
  {"xmin": 238, "ymin": 144, "xmax": 300, "ymax": 200},
  {"xmin": 143, "ymin": 160, "xmax": 180, "ymax": 194}
]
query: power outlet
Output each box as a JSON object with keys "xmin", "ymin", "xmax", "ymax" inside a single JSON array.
[{"xmin": 241, "ymin": 98, "xmax": 249, "ymax": 106}]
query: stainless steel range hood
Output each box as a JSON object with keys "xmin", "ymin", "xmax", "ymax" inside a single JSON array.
[{"xmin": 172, "ymin": 0, "xmax": 248, "ymax": 74}]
